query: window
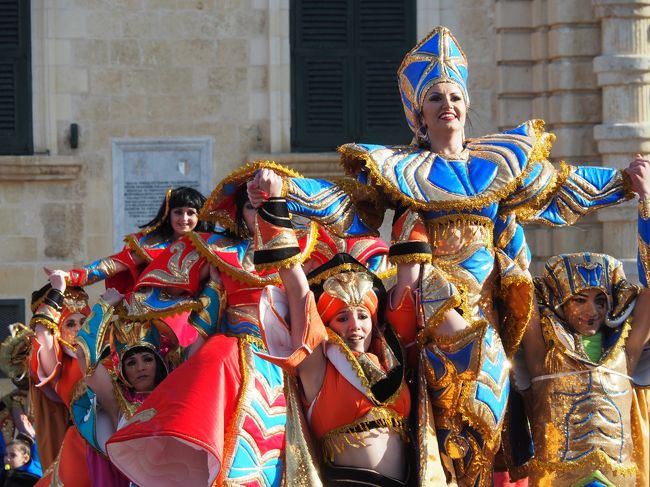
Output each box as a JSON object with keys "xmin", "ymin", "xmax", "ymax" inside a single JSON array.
[
  {"xmin": 291, "ymin": 0, "xmax": 415, "ymax": 152},
  {"xmin": 0, "ymin": 0, "xmax": 32, "ymax": 155}
]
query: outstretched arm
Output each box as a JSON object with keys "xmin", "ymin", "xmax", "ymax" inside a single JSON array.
[{"xmin": 502, "ymin": 160, "xmax": 632, "ymax": 227}]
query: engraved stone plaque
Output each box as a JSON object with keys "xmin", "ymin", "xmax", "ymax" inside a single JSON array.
[{"xmin": 112, "ymin": 137, "xmax": 213, "ymax": 251}]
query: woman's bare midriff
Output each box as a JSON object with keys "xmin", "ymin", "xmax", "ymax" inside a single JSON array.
[{"xmin": 330, "ymin": 427, "xmax": 406, "ymax": 481}]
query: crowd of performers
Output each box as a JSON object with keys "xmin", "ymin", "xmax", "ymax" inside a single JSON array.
[{"xmin": 3, "ymin": 25, "xmax": 650, "ymax": 487}]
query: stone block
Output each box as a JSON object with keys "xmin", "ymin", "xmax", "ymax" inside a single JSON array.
[
  {"xmin": 123, "ymin": 12, "xmax": 159, "ymax": 39},
  {"xmin": 41, "ymin": 203, "xmax": 83, "ymax": 260},
  {"xmin": 0, "ymin": 237, "xmax": 38, "ymax": 262},
  {"xmin": 547, "ymin": 0, "xmax": 598, "ymax": 24},
  {"xmin": 0, "ymin": 265, "xmax": 39, "ymax": 295},
  {"xmin": 55, "ymin": 67, "xmax": 88, "ymax": 94},
  {"xmin": 0, "ymin": 184, "xmax": 25, "ymax": 205},
  {"xmin": 498, "ymin": 96, "xmax": 533, "ymax": 127},
  {"xmin": 141, "ymin": 40, "xmax": 174, "ymax": 67},
  {"xmin": 531, "ymin": 62, "xmax": 548, "ymax": 93},
  {"xmin": 110, "ymin": 40, "xmax": 142, "ymax": 66},
  {"xmin": 216, "ymin": 39, "xmax": 250, "ymax": 66},
  {"xmin": 85, "ymin": 206, "xmax": 113, "ymax": 235},
  {"xmin": 54, "ymin": 94, "xmax": 72, "ymax": 121},
  {"xmin": 548, "ymin": 25, "xmax": 600, "ymax": 58},
  {"xmin": 496, "ymin": 0, "xmax": 532, "ymax": 29},
  {"xmin": 207, "ymin": 67, "xmax": 248, "ymax": 93},
  {"xmin": 86, "ymin": 11, "xmax": 122, "ymax": 38},
  {"xmin": 172, "ymin": 40, "xmax": 217, "ymax": 66},
  {"xmin": 51, "ymin": 39, "xmax": 72, "ymax": 65},
  {"xmin": 184, "ymin": 95, "xmax": 223, "ymax": 122},
  {"xmin": 497, "ymin": 30, "xmax": 532, "ymax": 62},
  {"xmin": 158, "ymin": 11, "xmax": 205, "ymax": 39},
  {"xmin": 74, "ymin": 96, "xmax": 110, "ymax": 122},
  {"xmin": 159, "ymin": 68, "xmax": 193, "ymax": 94},
  {"xmin": 72, "ymin": 39, "xmax": 109, "ymax": 66},
  {"xmin": 249, "ymin": 37, "xmax": 268, "ymax": 66},
  {"xmin": 192, "ymin": 67, "xmax": 209, "ymax": 92},
  {"xmin": 601, "ymin": 85, "xmax": 649, "ymax": 124},
  {"xmin": 547, "ymin": 59, "xmax": 597, "ymax": 91},
  {"xmin": 602, "ymin": 220, "xmax": 636, "ymax": 257},
  {"xmin": 85, "ymin": 235, "xmax": 113, "ymax": 260},
  {"xmin": 551, "ymin": 223, "xmax": 603, "ymax": 254},
  {"xmin": 551, "ymin": 125, "xmax": 599, "ymax": 159},
  {"xmin": 146, "ymin": 96, "xmax": 186, "ymax": 122},
  {"xmin": 498, "ymin": 64, "xmax": 533, "ymax": 94},
  {"xmin": 248, "ymin": 66, "xmax": 268, "ymax": 90},
  {"xmin": 124, "ymin": 68, "xmax": 159, "ymax": 95},
  {"xmin": 248, "ymin": 92, "xmax": 269, "ymax": 120},
  {"xmin": 89, "ymin": 67, "xmax": 123, "ymax": 94},
  {"xmin": 110, "ymin": 96, "xmax": 146, "ymax": 122},
  {"xmin": 530, "ymin": 28, "xmax": 548, "ymax": 61},
  {"xmin": 50, "ymin": 9, "xmax": 87, "ymax": 38},
  {"xmin": 548, "ymin": 92, "xmax": 601, "ymax": 124}
]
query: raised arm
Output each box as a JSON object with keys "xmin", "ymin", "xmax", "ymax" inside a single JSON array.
[
  {"xmin": 250, "ymin": 169, "xmax": 327, "ymax": 403},
  {"xmin": 30, "ymin": 270, "xmax": 69, "ymax": 383},
  {"xmin": 625, "ymin": 156, "xmax": 650, "ymax": 368}
]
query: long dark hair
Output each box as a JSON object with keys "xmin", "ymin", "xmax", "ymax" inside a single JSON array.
[{"xmin": 139, "ymin": 187, "xmax": 213, "ymax": 237}]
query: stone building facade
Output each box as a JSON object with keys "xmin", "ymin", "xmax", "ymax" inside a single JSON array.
[{"xmin": 0, "ymin": 0, "xmax": 645, "ymax": 323}]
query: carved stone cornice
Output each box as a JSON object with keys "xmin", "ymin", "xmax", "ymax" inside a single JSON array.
[{"xmin": 0, "ymin": 156, "xmax": 81, "ymax": 181}]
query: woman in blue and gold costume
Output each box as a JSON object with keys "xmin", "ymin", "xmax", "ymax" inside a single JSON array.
[
  {"xmin": 510, "ymin": 162, "xmax": 650, "ymax": 486},
  {"xmin": 269, "ymin": 26, "xmax": 637, "ymax": 486}
]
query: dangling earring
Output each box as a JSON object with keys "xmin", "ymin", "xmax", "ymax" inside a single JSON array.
[{"xmin": 416, "ymin": 125, "xmax": 430, "ymax": 148}]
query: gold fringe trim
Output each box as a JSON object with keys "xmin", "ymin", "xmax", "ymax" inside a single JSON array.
[
  {"xmin": 329, "ymin": 176, "xmax": 385, "ymax": 232},
  {"xmin": 640, "ymin": 200, "xmax": 650, "ymax": 220},
  {"xmin": 388, "ymin": 253, "xmax": 432, "ymax": 265},
  {"xmin": 307, "ymin": 261, "xmax": 371, "ymax": 286},
  {"xmin": 338, "ymin": 122, "xmax": 550, "ymax": 213},
  {"xmin": 622, "ymin": 169, "xmax": 635, "ymax": 200},
  {"xmin": 254, "ymin": 222, "xmax": 319, "ymax": 273},
  {"xmin": 320, "ymin": 408, "xmax": 408, "ymax": 463},
  {"xmin": 375, "ymin": 265, "xmax": 397, "ymax": 281},
  {"xmin": 124, "ymin": 233, "xmax": 155, "ymax": 263},
  {"xmin": 513, "ymin": 161, "xmax": 572, "ymax": 221},
  {"xmin": 185, "ymin": 231, "xmax": 280, "ymax": 286},
  {"xmin": 529, "ymin": 452, "xmax": 637, "ymax": 478},
  {"xmin": 215, "ymin": 339, "xmax": 252, "ymax": 486},
  {"xmin": 529, "ymin": 120, "xmax": 556, "ymax": 163},
  {"xmin": 499, "ymin": 273, "xmax": 534, "ymax": 357},
  {"xmin": 117, "ymin": 300, "xmax": 203, "ymax": 322},
  {"xmin": 199, "ymin": 160, "xmax": 305, "ymax": 227},
  {"xmin": 416, "ymin": 293, "xmax": 464, "ymax": 348},
  {"xmin": 254, "ymin": 251, "xmax": 305, "ymax": 272},
  {"xmin": 31, "ymin": 316, "xmax": 59, "ymax": 335}
]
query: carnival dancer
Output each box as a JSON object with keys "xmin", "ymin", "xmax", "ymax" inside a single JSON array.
[
  {"xmin": 105, "ymin": 162, "xmax": 327, "ymax": 487},
  {"xmin": 56, "ymin": 186, "xmax": 212, "ymax": 294},
  {"xmin": 29, "ymin": 270, "xmax": 90, "ymax": 487},
  {"xmin": 245, "ymin": 168, "xmax": 414, "ymax": 486},
  {"xmin": 509, "ymin": 158, "xmax": 650, "ymax": 487},
  {"xmin": 72, "ymin": 287, "xmax": 177, "ymax": 487}
]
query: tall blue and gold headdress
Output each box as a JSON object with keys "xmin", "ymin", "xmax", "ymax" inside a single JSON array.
[{"xmin": 398, "ymin": 26, "xmax": 469, "ymax": 138}]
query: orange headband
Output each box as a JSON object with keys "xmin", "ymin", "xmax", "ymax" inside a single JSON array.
[{"xmin": 316, "ymin": 272, "xmax": 378, "ymax": 325}]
